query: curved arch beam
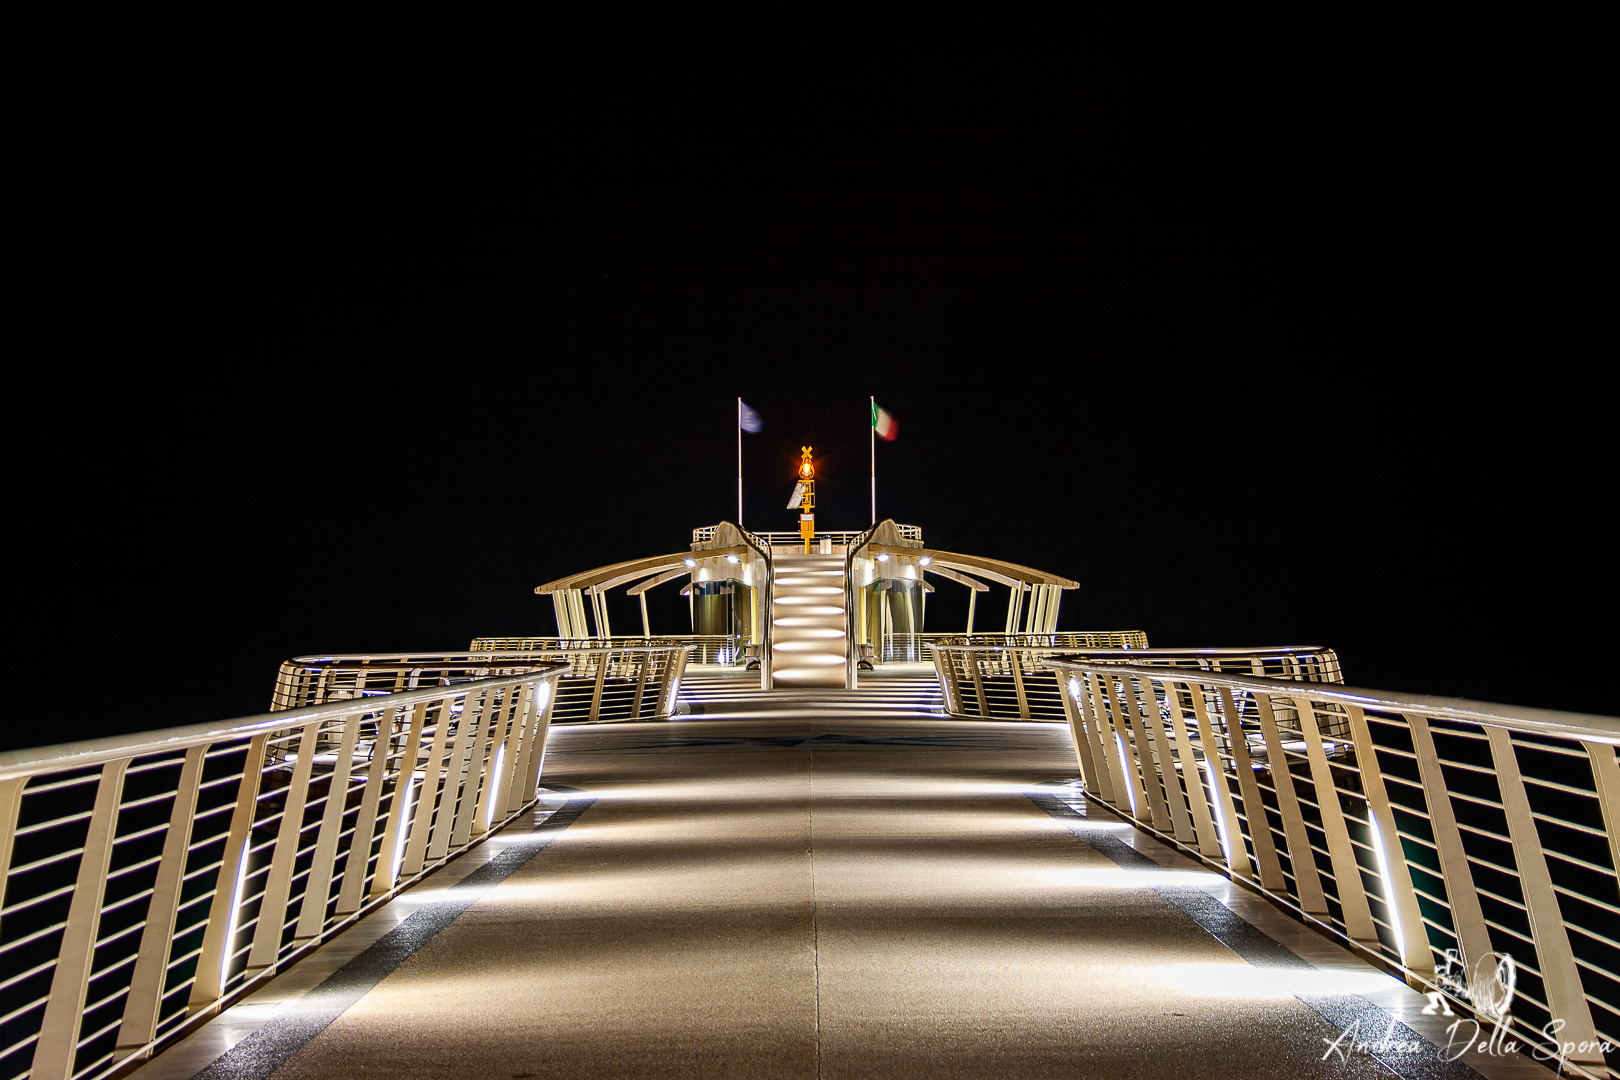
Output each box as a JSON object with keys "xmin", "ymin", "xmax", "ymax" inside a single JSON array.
[
  {"xmin": 870, "ymin": 545, "xmax": 1077, "ymax": 588},
  {"xmin": 535, "ymin": 547, "xmax": 747, "ymax": 595}
]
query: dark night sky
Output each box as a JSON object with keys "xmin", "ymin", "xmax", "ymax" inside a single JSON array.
[{"xmin": 13, "ymin": 19, "xmax": 1610, "ymax": 751}]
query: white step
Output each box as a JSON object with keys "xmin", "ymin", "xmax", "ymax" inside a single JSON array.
[{"xmin": 770, "ymin": 553, "xmax": 848, "ymax": 688}]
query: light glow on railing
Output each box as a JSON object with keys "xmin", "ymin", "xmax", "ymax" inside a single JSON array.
[
  {"xmin": 1116, "ymin": 734, "xmax": 1137, "ymax": 816},
  {"xmin": 1068, "ymin": 677, "xmax": 1083, "ymax": 702},
  {"xmin": 392, "ymin": 773, "xmax": 419, "ymax": 880},
  {"xmin": 220, "ymin": 855, "xmax": 249, "ymax": 990},
  {"xmin": 486, "ymin": 746, "xmax": 506, "ymax": 829},
  {"xmin": 1201, "ymin": 759, "xmax": 1234, "ymax": 866},
  {"xmin": 1367, "ymin": 814, "xmax": 1405, "ymax": 954},
  {"xmin": 534, "ymin": 681, "xmax": 551, "ymax": 712}
]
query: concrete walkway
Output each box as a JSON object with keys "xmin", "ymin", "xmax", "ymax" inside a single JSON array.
[{"xmin": 136, "ymin": 696, "xmax": 1557, "ymax": 1080}]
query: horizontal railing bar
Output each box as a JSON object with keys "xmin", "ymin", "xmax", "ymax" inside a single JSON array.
[
  {"xmin": 0, "ymin": 918, "xmax": 68, "ymax": 954},
  {"xmin": 0, "ymin": 996, "xmax": 50, "ymax": 1030},
  {"xmin": 16, "ymin": 773, "xmax": 102, "ymax": 796},
  {"xmin": 1529, "ymin": 812, "xmax": 1608, "ymax": 838},
  {"xmin": 0, "ymin": 663, "xmax": 568, "ymax": 780},
  {"xmin": 0, "ymin": 958, "xmax": 55, "ymax": 994},
  {"xmin": 1043, "ymin": 660, "xmax": 1620, "ymax": 742},
  {"xmin": 1551, "ymin": 886, "xmax": 1620, "ymax": 916},
  {"xmin": 13, "ymin": 812, "xmax": 94, "ymax": 837},
  {"xmin": 1, "ymin": 879, "xmax": 79, "ymax": 914}
]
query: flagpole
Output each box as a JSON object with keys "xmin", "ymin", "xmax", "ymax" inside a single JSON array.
[
  {"xmin": 737, "ymin": 397, "xmax": 743, "ymax": 526},
  {"xmin": 870, "ymin": 395, "xmax": 876, "ymax": 524}
]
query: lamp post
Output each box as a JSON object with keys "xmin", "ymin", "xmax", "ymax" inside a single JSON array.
[{"xmin": 796, "ymin": 446, "xmax": 816, "ymax": 553}]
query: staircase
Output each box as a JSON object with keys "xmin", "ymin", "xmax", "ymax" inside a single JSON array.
[{"xmin": 770, "ymin": 552, "xmax": 848, "ymax": 687}]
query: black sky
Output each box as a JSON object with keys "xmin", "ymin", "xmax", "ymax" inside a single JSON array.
[{"xmin": 13, "ymin": 18, "xmax": 1610, "ymax": 750}]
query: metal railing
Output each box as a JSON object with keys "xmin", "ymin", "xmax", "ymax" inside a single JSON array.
[
  {"xmin": 930, "ymin": 645, "xmax": 1341, "ymax": 721},
  {"xmin": 469, "ymin": 635, "xmax": 744, "ymax": 666},
  {"xmin": 0, "ymin": 665, "xmax": 566, "ymax": 1080},
  {"xmin": 884, "ymin": 630, "xmax": 1151, "ymax": 663},
  {"xmin": 273, "ymin": 646, "xmax": 691, "ymax": 724},
  {"xmin": 1044, "ymin": 658, "xmax": 1620, "ymax": 1077},
  {"xmin": 705, "ymin": 525, "xmax": 920, "ymax": 551}
]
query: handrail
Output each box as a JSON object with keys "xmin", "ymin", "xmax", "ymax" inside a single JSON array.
[
  {"xmin": 468, "ymin": 635, "xmax": 745, "ymax": 665},
  {"xmin": 887, "ymin": 630, "xmax": 1151, "ymax": 660},
  {"xmin": 1046, "ymin": 661, "xmax": 1619, "ymax": 744},
  {"xmin": 0, "ymin": 664, "xmax": 559, "ymax": 780},
  {"xmin": 927, "ymin": 645, "xmax": 1343, "ymax": 721},
  {"xmin": 1043, "ymin": 657, "xmax": 1619, "ymax": 1075},
  {"xmin": 271, "ymin": 648, "xmax": 691, "ymax": 724},
  {"xmin": 0, "ymin": 665, "xmax": 568, "ymax": 1080}
]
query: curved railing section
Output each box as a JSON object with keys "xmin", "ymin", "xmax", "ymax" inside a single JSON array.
[
  {"xmin": 930, "ymin": 645, "xmax": 1341, "ymax": 721},
  {"xmin": 887, "ymin": 630, "xmax": 1150, "ymax": 662},
  {"xmin": 1044, "ymin": 658, "xmax": 1620, "ymax": 1076},
  {"xmin": 0, "ymin": 665, "xmax": 567, "ymax": 1080},
  {"xmin": 469, "ymin": 635, "xmax": 745, "ymax": 666},
  {"xmin": 272, "ymin": 646, "xmax": 691, "ymax": 724}
]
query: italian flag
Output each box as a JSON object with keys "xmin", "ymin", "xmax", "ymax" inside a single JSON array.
[{"xmin": 872, "ymin": 401, "xmax": 898, "ymax": 441}]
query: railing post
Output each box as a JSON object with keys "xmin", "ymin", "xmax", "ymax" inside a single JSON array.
[
  {"xmin": 0, "ymin": 775, "xmax": 27, "ymax": 939},
  {"xmin": 334, "ymin": 707, "xmax": 391, "ymax": 911},
  {"xmin": 191, "ymin": 733, "xmax": 267, "ymax": 1004},
  {"xmin": 1162, "ymin": 680, "xmax": 1222, "ymax": 859},
  {"xmin": 968, "ymin": 651, "xmax": 989, "ymax": 717},
  {"xmin": 1291, "ymin": 693, "xmax": 1377, "ymax": 943},
  {"xmin": 367, "ymin": 700, "xmax": 429, "ymax": 899},
  {"xmin": 248, "ymin": 721, "xmax": 323, "ymax": 969},
  {"xmin": 514, "ymin": 683, "xmax": 546, "ymax": 806},
  {"xmin": 295, "ymin": 712, "xmax": 363, "ymax": 940},
  {"xmin": 1055, "ymin": 669, "xmax": 1100, "ymax": 791},
  {"xmin": 1141, "ymin": 677, "xmax": 1193, "ymax": 842},
  {"xmin": 1074, "ymin": 673, "xmax": 1115, "ymax": 803},
  {"xmin": 1583, "ymin": 739, "xmax": 1620, "ymax": 892},
  {"xmin": 31, "ymin": 759, "xmax": 129, "ymax": 1080},
  {"xmin": 1088, "ymin": 672, "xmax": 1135, "ymax": 814},
  {"xmin": 521, "ymin": 677, "xmax": 559, "ymax": 803},
  {"xmin": 1406, "ymin": 713, "xmax": 1498, "ymax": 1001},
  {"xmin": 1343, "ymin": 704, "xmax": 1433, "ymax": 979},
  {"xmin": 1187, "ymin": 685, "xmax": 1253, "ymax": 879},
  {"xmin": 430, "ymin": 690, "xmax": 483, "ymax": 861},
  {"xmin": 452, "ymin": 689, "xmax": 500, "ymax": 846},
  {"xmin": 118, "ymin": 743, "xmax": 207, "ymax": 1053},
  {"xmin": 494, "ymin": 682, "xmax": 531, "ymax": 817},
  {"xmin": 589, "ymin": 651, "xmax": 608, "ymax": 722},
  {"xmin": 661, "ymin": 648, "xmax": 690, "ymax": 717},
  {"xmin": 1485, "ymin": 725, "xmax": 1606, "ymax": 1073},
  {"xmin": 1009, "ymin": 648, "xmax": 1031, "ymax": 719},
  {"xmin": 1254, "ymin": 692, "xmax": 1328, "ymax": 914},
  {"xmin": 403, "ymin": 696, "xmax": 455, "ymax": 877},
  {"xmin": 1119, "ymin": 675, "xmax": 1172, "ymax": 830},
  {"xmin": 931, "ymin": 647, "xmax": 955, "ymax": 714},
  {"xmin": 631, "ymin": 651, "xmax": 649, "ymax": 719},
  {"xmin": 1216, "ymin": 687, "xmax": 1285, "ymax": 890},
  {"xmin": 456, "ymin": 693, "xmax": 505, "ymax": 841}
]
